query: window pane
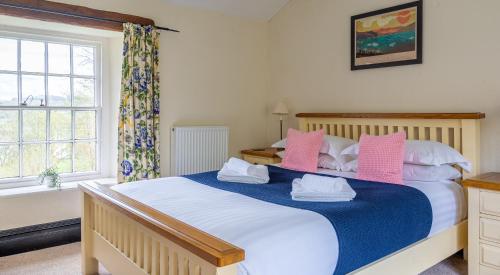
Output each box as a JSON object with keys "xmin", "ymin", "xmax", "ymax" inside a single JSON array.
[
  {"xmin": 23, "ymin": 110, "xmax": 46, "ymax": 141},
  {"xmin": 74, "ymin": 78, "xmax": 95, "ymax": 106},
  {"xmin": 48, "ymin": 43, "xmax": 70, "ymax": 74},
  {"xmin": 75, "ymin": 142, "xmax": 95, "ymax": 172},
  {"xmin": 0, "ymin": 73, "xmax": 18, "ymax": 106},
  {"xmin": 48, "ymin": 76, "xmax": 71, "ymax": 106},
  {"xmin": 21, "ymin": 40, "xmax": 45, "ymax": 73},
  {"xmin": 73, "ymin": 46, "xmax": 94, "ymax": 76},
  {"xmin": 75, "ymin": 111, "xmax": 96, "ymax": 139},
  {"xmin": 0, "ymin": 110, "xmax": 18, "ymax": 142},
  {"xmin": 0, "ymin": 38, "xmax": 17, "ymax": 71},
  {"xmin": 23, "ymin": 144, "xmax": 46, "ymax": 177},
  {"xmin": 49, "ymin": 143, "xmax": 72, "ymax": 173},
  {"xmin": 22, "ymin": 74, "xmax": 45, "ymax": 106},
  {"xmin": 50, "ymin": 110, "xmax": 72, "ymax": 140},
  {"xmin": 0, "ymin": 145, "xmax": 19, "ymax": 178}
]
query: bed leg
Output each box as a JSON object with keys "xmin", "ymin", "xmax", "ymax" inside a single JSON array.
[
  {"xmin": 81, "ymin": 192, "xmax": 99, "ymax": 275},
  {"xmin": 82, "ymin": 255, "xmax": 98, "ymax": 275},
  {"xmin": 215, "ymin": 264, "xmax": 239, "ymax": 275}
]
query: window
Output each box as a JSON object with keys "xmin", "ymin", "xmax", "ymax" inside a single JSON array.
[{"xmin": 0, "ymin": 33, "xmax": 101, "ymax": 185}]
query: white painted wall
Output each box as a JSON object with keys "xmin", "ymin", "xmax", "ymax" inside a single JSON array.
[
  {"xmin": 0, "ymin": 188, "xmax": 80, "ymax": 230},
  {"xmin": 55, "ymin": 0, "xmax": 271, "ymax": 177},
  {"xmin": 0, "ymin": 0, "xmax": 270, "ymax": 229},
  {"xmin": 0, "ymin": 23, "xmax": 120, "ymax": 230},
  {"xmin": 267, "ymin": 0, "xmax": 500, "ymax": 173},
  {"xmin": 3, "ymin": 0, "xmax": 500, "ymax": 230}
]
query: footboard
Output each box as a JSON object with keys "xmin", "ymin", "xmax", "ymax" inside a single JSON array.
[{"xmin": 80, "ymin": 182, "xmax": 244, "ymax": 275}]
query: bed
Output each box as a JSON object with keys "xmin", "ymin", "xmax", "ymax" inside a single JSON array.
[{"xmin": 80, "ymin": 112, "xmax": 484, "ymax": 275}]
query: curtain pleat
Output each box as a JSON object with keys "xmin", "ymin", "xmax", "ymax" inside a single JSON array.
[{"xmin": 118, "ymin": 23, "xmax": 160, "ymax": 183}]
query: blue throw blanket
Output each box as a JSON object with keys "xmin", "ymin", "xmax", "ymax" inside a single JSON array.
[{"xmin": 184, "ymin": 166, "xmax": 432, "ymax": 275}]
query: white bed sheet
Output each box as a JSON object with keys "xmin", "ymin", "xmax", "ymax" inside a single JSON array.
[
  {"xmin": 112, "ymin": 172, "xmax": 465, "ymax": 275},
  {"xmin": 314, "ymin": 168, "xmax": 467, "ymax": 235}
]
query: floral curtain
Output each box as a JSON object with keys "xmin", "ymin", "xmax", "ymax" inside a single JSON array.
[{"xmin": 118, "ymin": 23, "xmax": 160, "ymax": 183}]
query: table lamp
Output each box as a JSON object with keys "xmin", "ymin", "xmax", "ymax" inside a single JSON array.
[{"xmin": 272, "ymin": 102, "xmax": 289, "ymax": 140}]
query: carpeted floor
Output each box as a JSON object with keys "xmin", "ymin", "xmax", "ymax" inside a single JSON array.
[
  {"xmin": 0, "ymin": 242, "xmax": 467, "ymax": 274},
  {"xmin": 0, "ymin": 243, "xmax": 109, "ymax": 275}
]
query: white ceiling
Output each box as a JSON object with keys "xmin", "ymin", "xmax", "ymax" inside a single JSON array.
[{"xmin": 164, "ymin": 0, "xmax": 290, "ymax": 21}]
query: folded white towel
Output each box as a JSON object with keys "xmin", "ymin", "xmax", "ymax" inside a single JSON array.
[
  {"xmin": 217, "ymin": 158, "xmax": 270, "ymax": 184},
  {"xmin": 247, "ymin": 165, "xmax": 270, "ymax": 181},
  {"xmin": 227, "ymin": 157, "xmax": 252, "ymax": 175},
  {"xmin": 291, "ymin": 195, "xmax": 353, "ymax": 202},
  {"xmin": 291, "ymin": 175, "xmax": 356, "ymax": 202}
]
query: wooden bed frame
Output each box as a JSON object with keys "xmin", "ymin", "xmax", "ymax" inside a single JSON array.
[{"xmin": 80, "ymin": 112, "xmax": 485, "ymax": 275}]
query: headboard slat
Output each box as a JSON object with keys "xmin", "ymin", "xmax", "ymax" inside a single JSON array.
[
  {"xmin": 430, "ymin": 127, "xmax": 438, "ymax": 142},
  {"xmin": 353, "ymin": 126, "xmax": 359, "ymax": 141},
  {"xmin": 442, "ymin": 128, "xmax": 450, "ymax": 146},
  {"xmin": 418, "ymin": 126, "xmax": 425, "ymax": 140},
  {"xmin": 407, "ymin": 127, "xmax": 415, "ymax": 140}
]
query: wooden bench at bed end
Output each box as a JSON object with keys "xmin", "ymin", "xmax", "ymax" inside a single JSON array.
[{"xmin": 79, "ymin": 182, "xmax": 244, "ymax": 275}]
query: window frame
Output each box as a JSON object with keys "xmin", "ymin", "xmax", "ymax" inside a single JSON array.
[{"xmin": 0, "ymin": 30, "xmax": 102, "ymax": 188}]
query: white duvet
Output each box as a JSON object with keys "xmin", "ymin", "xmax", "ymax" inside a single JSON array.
[{"xmin": 112, "ymin": 172, "xmax": 465, "ymax": 275}]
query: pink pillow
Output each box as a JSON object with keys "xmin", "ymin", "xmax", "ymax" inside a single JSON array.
[
  {"xmin": 356, "ymin": 132, "xmax": 406, "ymax": 184},
  {"xmin": 282, "ymin": 128, "xmax": 324, "ymax": 173}
]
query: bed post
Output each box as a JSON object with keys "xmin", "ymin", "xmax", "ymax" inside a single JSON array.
[
  {"xmin": 81, "ymin": 192, "xmax": 98, "ymax": 275},
  {"xmin": 460, "ymin": 118, "xmax": 481, "ymax": 261},
  {"xmin": 461, "ymin": 119, "xmax": 481, "ymax": 179},
  {"xmin": 298, "ymin": 118, "xmax": 308, "ymax": 132}
]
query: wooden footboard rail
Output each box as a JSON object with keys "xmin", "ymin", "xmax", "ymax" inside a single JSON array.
[{"xmin": 79, "ymin": 182, "xmax": 244, "ymax": 275}]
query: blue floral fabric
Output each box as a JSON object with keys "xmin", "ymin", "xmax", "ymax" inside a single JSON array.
[{"xmin": 118, "ymin": 23, "xmax": 160, "ymax": 183}]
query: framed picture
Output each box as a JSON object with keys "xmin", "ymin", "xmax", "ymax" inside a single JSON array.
[{"xmin": 351, "ymin": 1, "xmax": 422, "ymax": 70}]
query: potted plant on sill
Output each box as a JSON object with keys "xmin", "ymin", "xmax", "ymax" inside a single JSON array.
[{"xmin": 39, "ymin": 167, "xmax": 62, "ymax": 189}]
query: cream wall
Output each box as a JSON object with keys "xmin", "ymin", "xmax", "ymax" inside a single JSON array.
[
  {"xmin": 55, "ymin": 0, "xmax": 271, "ymax": 177},
  {"xmin": 0, "ymin": 23, "xmax": 119, "ymax": 229},
  {"xmin": 0, "ymin": 0, "xmax": 270, "ymax": 229},
  {"xmin": 3, "ymin": 0, "xmax": 500, "ymax": 230},
  {"xmin": 0, "ymin": 189, "xmax": 80, "ymax": 230},
  {"xmin": 268, "ymin": 0, "xmax": 500, "ymax": 173}
]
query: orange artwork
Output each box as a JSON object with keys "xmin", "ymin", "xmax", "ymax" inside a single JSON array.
[{"xmin": 352, "ymin": 1, "xmax": 422, "ymax": 70}]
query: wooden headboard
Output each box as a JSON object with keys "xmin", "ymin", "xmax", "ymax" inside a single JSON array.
[{"xmin": 296, "ymin": 113, "xmax": 485, "ymax": 178}]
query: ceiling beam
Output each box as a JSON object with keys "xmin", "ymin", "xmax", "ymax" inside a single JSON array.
[{"xmin": 0, "ymin": 0, "xmax": 155, "ymax": 32}]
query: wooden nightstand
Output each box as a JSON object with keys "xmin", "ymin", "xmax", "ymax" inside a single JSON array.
[
  {"xmin": 464, "ymin": 173, "xmax": 500, "ymax": 275},
  {"xmin": 241, "ymin": 148, "xmax": 282, "ymax": 165}
]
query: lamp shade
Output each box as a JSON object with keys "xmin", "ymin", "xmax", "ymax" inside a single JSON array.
[{"xmin": 272, "ymin": 102, "xmax": 289, "ymax": 115}]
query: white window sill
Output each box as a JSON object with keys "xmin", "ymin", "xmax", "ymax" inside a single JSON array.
[{"xmin": 0, "ymin": 178, "xmax": 117, "ymax": 198}]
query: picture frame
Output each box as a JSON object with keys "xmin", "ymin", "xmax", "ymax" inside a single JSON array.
[{"xmin": 351, "ymin": 1, "xmax": 423, "ymax": 70}]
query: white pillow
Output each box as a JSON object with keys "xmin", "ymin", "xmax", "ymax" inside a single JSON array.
[
  {"xmin": 276, "ymin": 150, "xmax": 285, "ymax": 159},
  {"xmin": 271, "ymin": 138, "xmax": 287, "ymax": 148},
  {"xmin": 272, "ymin": 135, "xmax": 356, "ymax": 164},
  {"xmin": 340, "ymin": 143, "xmax": 359, "ymax": 157},
  {"xmin": 405, "ymin": 140, "xmax": 472, "ymax": 172},
  {"xmin": 341, "ymin": 159, "xmax": 358, "ymax": 172},
  {"xmin": 320, "ymin": 135, "xmax": 356, "ymax": 164},
  {"xmin": 340, "ymin": 140, "xmax": 472, "ymax": 173},
  {"xmin": 317, "ymin": 154, "xmax": 341, "ymax": 170},
  {"xmin": 403, "ymin": 163, "xmax": 461, "ymax": 182},
  {"xmin": 338, "ymin": 159, "xmax": 462, "ymax": 181}
]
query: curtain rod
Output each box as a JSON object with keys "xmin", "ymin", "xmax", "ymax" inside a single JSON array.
[{"xmin": 0, "ymin": 2, "xmax": 180, "ymax": 33}]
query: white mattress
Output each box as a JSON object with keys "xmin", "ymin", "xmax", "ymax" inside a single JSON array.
[{"xmin": 112, "ymin": 173, "xmax": 465, "ymax": 275}]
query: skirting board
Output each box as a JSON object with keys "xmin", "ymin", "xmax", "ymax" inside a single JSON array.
[{"xmin": 0, "ymin": 218, "xmax": 81, "ymax": 257}]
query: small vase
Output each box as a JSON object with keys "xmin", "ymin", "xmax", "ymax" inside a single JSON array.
[{"xmin": 42, "ymin": 177, "xmax": 56, "ymax": 188}]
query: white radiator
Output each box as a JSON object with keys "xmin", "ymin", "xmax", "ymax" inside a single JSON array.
[{"xmin": 170, "ymin": 126, "xmax": 229, "ymax": 176}]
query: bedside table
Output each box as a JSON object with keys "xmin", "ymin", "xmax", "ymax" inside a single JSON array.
[
  {"xmin": 464, "ymin": 173, "xmax": 500, "ymax": 275},
  {"xmin": 241, "ymin": 148, "xmax": 282, "ymax": 165}
]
